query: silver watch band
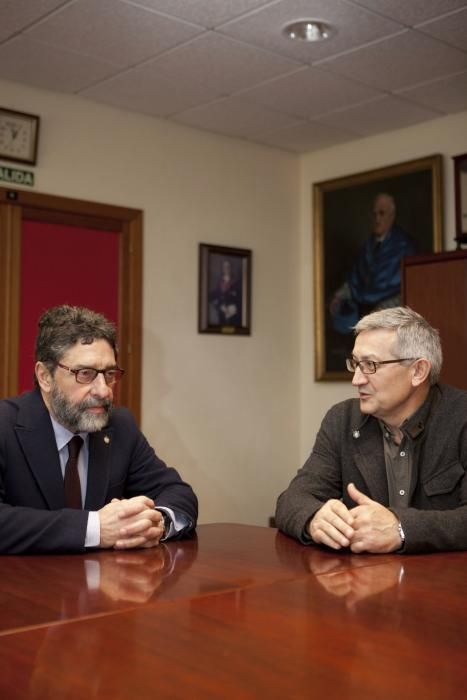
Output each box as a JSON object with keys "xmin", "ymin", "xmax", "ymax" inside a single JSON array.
[{"xmin": 397, "ymin": 521, "xmax": 405, "ymax": 548}]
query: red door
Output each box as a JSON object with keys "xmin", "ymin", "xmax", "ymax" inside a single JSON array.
[{"xmin": 19, "ymin": 219, "xmax": 119, "ymax": 393}]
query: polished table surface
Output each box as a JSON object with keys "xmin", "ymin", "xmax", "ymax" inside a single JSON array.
[{"xmin": 1, "ymin": 523, "xmax": 466, "ymax": 699}]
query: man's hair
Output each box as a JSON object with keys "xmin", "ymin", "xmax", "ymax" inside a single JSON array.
[
  {"xmin": 35, "ymin": 305, "xmax": 118, "ymax": 377},
  {"xmin": 354, "ymin": 306, "xmax": 442, "ymax": 384}
]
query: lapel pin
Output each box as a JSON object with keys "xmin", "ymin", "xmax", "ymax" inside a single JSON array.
[
  {"xmin": 352, "ymin": 430, "xmax": 360, "ymax": 439},
  {"xmin": 104, "ymin": 436, "xmax": 110, "ymax": 444}
]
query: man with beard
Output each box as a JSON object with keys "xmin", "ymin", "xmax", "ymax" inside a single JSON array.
[{"xmin": 0, "ymin": 305, "xmax": 198, "ymax": 554}]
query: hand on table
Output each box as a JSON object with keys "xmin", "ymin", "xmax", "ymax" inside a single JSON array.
[
  {"xmin": 307, "ymin": 497, "xmax": 355, "ymax": 550},
  {"xmin": 347, "ymin": 482, "xmax": 402, "ymax": 554},
  {"xmin": 308, "ymin": 483, "xmax": 402, "ymax": 553},
  {"xmin": 98, "ymin": 496, "xmax": 165, "ymax": 550}
]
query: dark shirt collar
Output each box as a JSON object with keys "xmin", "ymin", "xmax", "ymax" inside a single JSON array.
[{"xmin": 400, "ymin": 384, "xmax": 438, "ymax": 439}]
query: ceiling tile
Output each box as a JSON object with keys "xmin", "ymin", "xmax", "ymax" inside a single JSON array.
[
  {"xmin": 0, "ymin": 36, "xmax": 118, "ymax": 92},
  {"xmin": 253, "ymin": 121, "xmax": 356, "ymax": 153},
  {"xmin": 415, "ymin": 7, "xmax": 467, "ymax": 51},
  {"xmin": 23, "ymin": 0, "xmax": 204, "ymax": 68},
  {"xmin": 82, "ymin": 33, "xmax": 302, "ymax": 118},
  {"xmin": 173, "ymin": 97, "xmax": 302, "ymax": 139},
  {"xmin": 397, "ymin": 71, "xmax": 467, "ymax": 114},
  {"xmin": 81, "ymin": 63, "xmax": 217, "ymax": 117},
  {"xmin": 146, "ymin": 32, "xmax": 302, "ymax": 96},
  {"xmin": 0, "ymin": 0, "xmax": 67, "ymax": 42},
  {"xmin": 350, "ymin": 0, "xmax": 467, "ymax": 26},
  {"xmin": 219, "ymin": 0, "xmax": 403, "ymax": 63},
  {"xmin": 0, "ymin": 0, "xmax": 465, "ymax": 153},
  {"xmin": 316, "ymin": 95, "xmax": 441, "ymax": 136},
  {"xmin": 321, "ymin": 29, "xmax": 467, "ymax": 91},
  {"xmin": 239, "ymin": 66, "xmax": 382, "ymax": 118},
  {"xmin": 128, "ymin": 0, "xmax": 272, "ymax": 27}
]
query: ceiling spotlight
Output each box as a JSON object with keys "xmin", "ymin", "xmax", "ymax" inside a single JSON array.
[{"xmin": 283, "ymin": 20, "xmax": 335, "ymax": 42}]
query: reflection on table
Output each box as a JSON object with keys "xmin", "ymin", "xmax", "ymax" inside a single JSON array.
[{"xmin": 1, "ymin": 524, "xmax": 467, "ymax": 700}]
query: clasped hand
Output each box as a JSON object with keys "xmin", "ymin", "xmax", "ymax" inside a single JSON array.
[
  {"xmin": 308, "ymin": 483, "xmax": 401, "ymax": 553},
  {"xmin": 98, "ymin": 496, "xmax": 165, "ymax": 550}
]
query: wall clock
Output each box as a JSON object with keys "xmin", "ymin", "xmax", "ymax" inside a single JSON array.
[{"xmin": 0, "ymin": 107, "xmax": 40, "ymax": 165}]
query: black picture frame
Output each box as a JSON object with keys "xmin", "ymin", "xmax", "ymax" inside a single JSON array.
[
  {"xmin": 453, "ymin": 152, "xmax": 467, "ymax": 247},
  {"xmin": 198, "ymin": 243, "xmax": 252, "ymax": 335},
  {"xmin": 0, "ymin": 107, "xmax": 40, "ymax": 165},
  {"xmin": 313, "ymin": 154, "xmax": 443, "ymax": 380}
]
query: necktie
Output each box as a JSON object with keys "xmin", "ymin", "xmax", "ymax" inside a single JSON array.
[{"xmin": 64, "ymin": 435, "xmax": 83, "ymax": 509}]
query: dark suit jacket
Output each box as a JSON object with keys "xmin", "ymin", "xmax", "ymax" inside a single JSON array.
[
  {"xmin": 275, "ymin": 384, "xmax": 467, "ymax": 553},
  {"xmin": 0, "ymin": 389, "xmax": 198, "ymax": 554}
]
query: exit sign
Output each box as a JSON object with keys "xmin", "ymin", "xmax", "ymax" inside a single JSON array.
[{"xmin": 0, "ymin": 165, "xmax": 34, "ymax": 186}]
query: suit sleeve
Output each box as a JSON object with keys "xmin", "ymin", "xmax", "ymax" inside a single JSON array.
[
  {"xmin": 0, "ymin": 500, "xmax": 89, "ymax": 554},
  {"xmin": 104, "ymin": 409, "xmax": 198, "ymax": 539},
  {"xmin": 275, "ymin": 404, "xmax": 345, "ymax": 543}
]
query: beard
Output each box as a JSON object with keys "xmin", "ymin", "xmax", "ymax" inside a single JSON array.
[{"xmin": 50, "ymin": 385, "xmax": 112, "ymax": 433}]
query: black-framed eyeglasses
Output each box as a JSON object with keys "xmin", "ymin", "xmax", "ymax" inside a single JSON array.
[
  {"xmin": 57, "ymin": 363, "xmax": 125, "ymax": 386},
  {"xmin": 346, "ymin": 358, "xmax": 418, "ymax": 375}
]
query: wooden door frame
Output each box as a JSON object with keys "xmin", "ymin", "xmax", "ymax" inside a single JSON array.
[{"xmin": 0, "ymin": 186, "xmax": 143, "ymax": 423}]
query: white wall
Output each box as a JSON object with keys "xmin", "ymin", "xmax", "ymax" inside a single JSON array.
[
  {"xmin": 4, "ymin": 77, "xmax": 466, "ymax": 521},
  {"xmin": 298, "ymin": 111, "xmax": 467, "ymax": 471},
  {"xmin": 1, "ymin": 78, "xmax": 301, "ymax": 526}
]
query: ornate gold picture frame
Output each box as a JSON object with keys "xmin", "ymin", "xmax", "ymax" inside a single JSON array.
[{"xmin": 313, "ymin": 155, "xmax": 443, "ymax": 380}]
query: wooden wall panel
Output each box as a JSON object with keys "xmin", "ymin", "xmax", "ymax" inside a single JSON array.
[{"xmin": 402, "ymin": 250, "xmax": 467, "ymax": 390}]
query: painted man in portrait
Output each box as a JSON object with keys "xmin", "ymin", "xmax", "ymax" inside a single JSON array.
[{"xmin": 330, "ymin": 193, "xmax": 416, "ymax": 334}]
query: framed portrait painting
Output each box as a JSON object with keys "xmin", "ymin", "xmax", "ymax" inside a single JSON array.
[
  {"xmin": 198, "ymin": 243, "xmax": 252, "ymax": 335},
  {"xmin": 313, "ymin": 154, "xmax": 443, "ymax": 380}
]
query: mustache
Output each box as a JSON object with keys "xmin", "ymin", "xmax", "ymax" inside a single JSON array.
[{"xmin": 80, "ymin": 397, "xmax": 112, "ymax": 410}]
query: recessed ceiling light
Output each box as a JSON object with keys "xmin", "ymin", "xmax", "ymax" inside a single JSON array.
[{"xmin": 283, "ymin": 20, "xmax": 335, "ymax": 42}]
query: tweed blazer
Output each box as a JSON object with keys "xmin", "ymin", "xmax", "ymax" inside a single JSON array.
[
  {"xmin": 0, "ymin": 389, "xmax": 198, "ymax": 554},
  {"xmin": 275, "ymin": 384, "xmax": 467, "ymax": 553}
]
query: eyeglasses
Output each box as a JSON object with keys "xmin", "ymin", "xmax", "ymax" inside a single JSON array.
[
  {"xmin": 346, "ymin": 358, "xmax": 418, "ymax": 375},
  {"xmin": 57, "ymin": 363, "xmax": 125, "ymax": 386}
]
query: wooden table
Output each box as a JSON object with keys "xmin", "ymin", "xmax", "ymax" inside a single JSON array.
[{"xmin": 1, "ymin": 523, "xmax": 466, "ymax": 699}]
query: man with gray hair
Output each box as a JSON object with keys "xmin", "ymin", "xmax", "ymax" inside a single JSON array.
[
  {"xmin": 0, "ymin": 305, "xmax": 198, "ymax": 554},
  {"xmin": 276, "ymin": 306, "xmax": 467, "ymax": 553}
]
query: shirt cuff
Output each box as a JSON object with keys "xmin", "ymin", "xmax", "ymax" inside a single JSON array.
[
  {"xmin": 85, "ymin": 511, "xmax": 101, "ymax": 548},
  {"xmin": 156, "ymin": 506, "xmax": 190, "ymax": 541}
]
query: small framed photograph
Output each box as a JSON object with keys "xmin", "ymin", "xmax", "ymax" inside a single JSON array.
[
  {"xmin": 313, "ymin": 154, "xmax": 443, "ymax": 380},
  {"xmin": 198, "ymin": 243, "xmax": 252, "ymax": 335}
]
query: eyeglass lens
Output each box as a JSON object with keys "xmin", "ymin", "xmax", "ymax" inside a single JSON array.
[
  {"xmin": 75, "ymin": 368, "xmax": 123, "ymax": 385},
  {"xmin": 346, "ymin": 358, "xmax": 376, "ymax": 374}
]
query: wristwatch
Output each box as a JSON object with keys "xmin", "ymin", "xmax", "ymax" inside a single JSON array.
[
  {"xmin": 397, "ymin": 522, "xmax": 406, "ymax": 549},
  {"xmin": 157, "ymin": 509, "xmax": 172, "ymax": 539}
]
